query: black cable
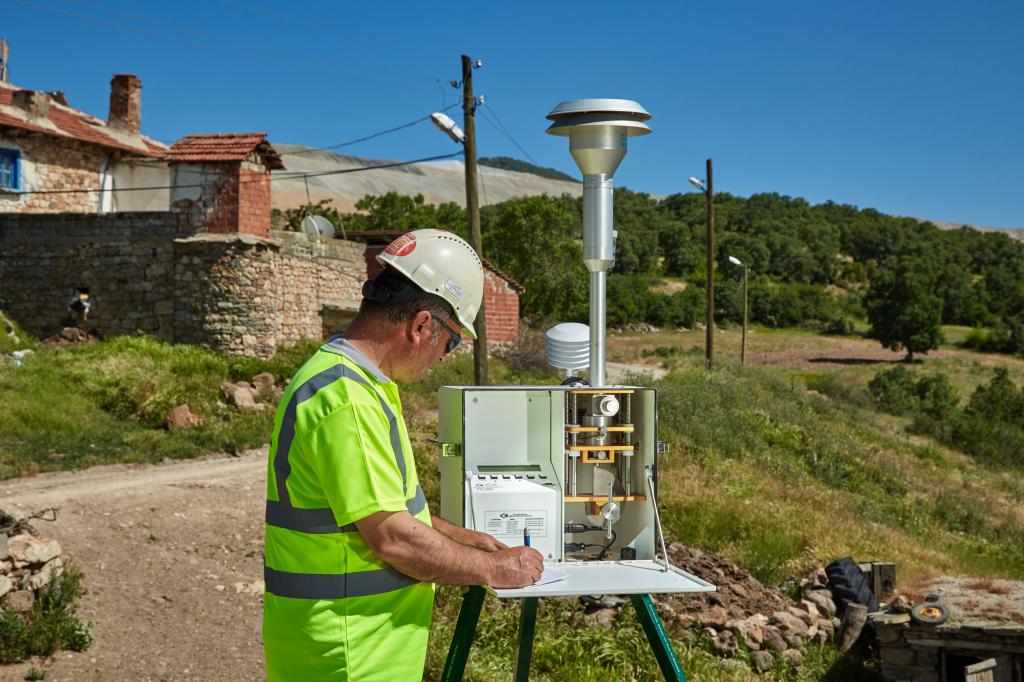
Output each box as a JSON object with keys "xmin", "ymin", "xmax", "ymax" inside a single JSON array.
[
  {"xmin": 479, "ymin": 105, "xmax": 537, "ymax": 165},
  {"xmin": 14, "ymin": 152, "xmax": 462, "ymax": 195},
  {"xmin": 280, "ymin": 103, "xmax": 459, "ymax": 157}
]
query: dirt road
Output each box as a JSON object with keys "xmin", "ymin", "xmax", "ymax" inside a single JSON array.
[{"xmin": 1, "ymin": 449, "xmax": 268, "ymax": 682}]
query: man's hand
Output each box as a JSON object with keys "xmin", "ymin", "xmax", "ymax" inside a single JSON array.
[
  {"xmin": 487, "ymin": 546, "xmax": 545, "ymax": 589},
  {"xmin": 449, "ymin": 527, "xmax": 508, "ymax": 552},
  {"xmin": 431, "ymin": 515, "xmax": 507, "ymax": 551}
]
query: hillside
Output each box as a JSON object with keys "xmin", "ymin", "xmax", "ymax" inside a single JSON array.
[{"xmin": 270, "ymin": 145, "xmax": 582, "ymax": 212}]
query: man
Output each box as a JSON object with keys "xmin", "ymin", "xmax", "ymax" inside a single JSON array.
[{"xmin": 263, "ymin": 229, "xmax": 544, "ymax": 681}]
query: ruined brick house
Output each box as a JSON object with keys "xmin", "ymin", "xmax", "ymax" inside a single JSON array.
[
  {"xmin": 0, "ymin": 74, "xmax": 170, "ymax": 212},
  {"xmin": 0, "ymin": 67, "xmax": 522, "ymax": 356}
]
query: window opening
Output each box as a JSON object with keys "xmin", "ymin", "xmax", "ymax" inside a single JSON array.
[{"xmin": 0, "ymin": 148, "xmax": 19, "ymax": 190}]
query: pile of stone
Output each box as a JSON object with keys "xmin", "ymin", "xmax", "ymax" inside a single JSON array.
[
  {"xmin": 654, "ymin": 544, "xmax": 841, "ymax": 673},
  {"xmin": 0, "ymin": 527, "xmax": 63, "ymax": 613},
  {"xmin": 166, "ymin": 371, "xmax": 284, "ymax": 430}
]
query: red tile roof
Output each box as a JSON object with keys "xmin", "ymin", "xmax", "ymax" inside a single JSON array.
[
  {"xmin": 0, "ymin": 82, "xmax": 167, "ymax": 157},
  {"xmin": 166, "ymin": 133, "xmax": 285, "ymax": 170}
]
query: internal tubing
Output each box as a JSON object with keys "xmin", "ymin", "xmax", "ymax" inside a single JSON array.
[
  {"xmin": 582, "ymin": 175, "xmax": 615, "ymax": 271},
  {"xmin": 589, "ymin": 270, "xmax": 607, "ymax": 387}
]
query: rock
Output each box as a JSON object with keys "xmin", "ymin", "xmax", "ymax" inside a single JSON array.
[
  {"xmin": 165, "ymin": 404, "xmax": 202, "ymax": 430},
  {"xmin": 728, "ymin": 582, "xmax": 750, "ymax": 599},
  {"xmin": 782, "ymin": 649, "xmax": 804, "ymax": 667},
  {"xmin": 698, "ymin": 605, "xmax": 730, "ymax": 629},
  {"xmin": 3, "ymin": 588, "xmax": 34, "ymax": 612},
  {"xmin": 889, "ymin": 594, "xmax": 913, "ymax": 613},
  {"xmin": 221, "ymin": 381, "xmax": 257, "ymax": 410},
  {"xmin": 790, "ymin": 603, "xmax": 817, "ymax": 626},
  {"xmin": 727, "ymin": 618, "xmax": 763, "ymax": 650},
  {"xmin": 585, "ymin": 608, "xmax": 617, "ymax": 630},
  {"xmin": 771, "ymin": 610, "xmax": 809, "ymax": 636},
  {"xmin": 711, "ymin": 629, "xmax": 737, "ymax": 656},
  {"xmin": 812, "ymin": 629, "xmax": 829, "ymax": 645},
  {"xmin": 0, "ymin": 574, "xmax": 11, "ymax": 598},
  {"xmin": 762, "ymin": 625, "xmax": 787, "ymax": 652},
  {"xmin": 783, "ymin": 632, "xmax": 805, "ymax": 651},
  {"xmin": 231, "ymin": 580, "xmax": 264, "ymax": 595},
  {"xmin": 805, "ymin": 589, "xmax": 837, "ymax": 617},
  {"xmin": 27, "ymin": 557, "xmax": 63, "ymax": 590},
  {"xmin": 252, "ymin": 372, "xmax": 276, "ymax": 394},
  {"xmin": 7, "ymin": 534, "xmax": 61, "ymax": 564},
  {"xmin": 751, "ymin": 650, "xmax": 775, "ymax": 673},
  {"xmin": 0, "ymin": 560, "xmax": 11, "ymax": 574},
  {"xmin": 0, "ymin": 533, "xmax": 8, "ymax": 560}
]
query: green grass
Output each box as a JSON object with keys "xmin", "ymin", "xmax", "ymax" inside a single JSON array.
[
  {"xmin": 0, "ymin": 336, "xmax": 321, "ymax": 479},
  {"xmin": 4, "ymin": 330, "xmax": 1024, "ymax": 679}
]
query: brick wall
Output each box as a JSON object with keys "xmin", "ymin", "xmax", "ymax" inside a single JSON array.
[
  {"xmin": 0, "ymin": 212, "xmax": 180, "ymax": 339},
  {"xmin": 483, "ymin": 272, "xmax": 520, "ymax": 343},
  {"xmin": 0, "ymin": 129, "xmax": 106, "ymax": 213},
  {"xmin": 237, "ymin": 167, "xmax": 270, "ymax": 238}
]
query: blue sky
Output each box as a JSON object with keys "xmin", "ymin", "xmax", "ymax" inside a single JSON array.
[{"xmin": 3, "ymin": 0, "xmax": 1022, "ymax": 226}]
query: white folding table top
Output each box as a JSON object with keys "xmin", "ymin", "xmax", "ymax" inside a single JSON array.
[{"xmin": 491, "ymin": 560, "xmax": 716, "ymax": 599}]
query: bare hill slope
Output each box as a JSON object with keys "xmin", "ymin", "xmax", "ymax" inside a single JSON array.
[{"xmin": 271, "ymin": 145, "xmax": 583, "ymax": 212}]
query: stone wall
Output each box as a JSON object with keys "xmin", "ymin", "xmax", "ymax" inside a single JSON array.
[
  {"xmin": 0, "ymin": 129, "xmax": 106, "ymax": 213},
  {"xmin": 273, "ymin": 230, "xmax": 366, "ymax": 342},
  {"xmin": 0, "ymin": 212, "xmax": 180, "ymax": 340},
  {"xmin": 0, "ymin": 214, "xmax": 367, "ymax": 357}
]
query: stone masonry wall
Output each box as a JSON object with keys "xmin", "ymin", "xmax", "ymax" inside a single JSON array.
[
  {"xmin": 0, "ymin": 129, "xmax": 106, "ymax": 213},
  {"xmin": 0, "ymin": 216, "xmax": 370, "ymax": 357},
  {"xmin": 0, "ymin": 212, "xmax": 180, "ymax": 340},
  {"xmin": 273, "ymin": 230, "xmax": 366, "ymax": 342},
  {"xmin": 172, "ymin": 234, "xmax": 281, "ymax": 357}
]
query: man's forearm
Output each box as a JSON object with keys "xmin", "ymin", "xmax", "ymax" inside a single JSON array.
[{"xmin": 358, "ymin": 512, "xmax": 493, "ymax": 585}]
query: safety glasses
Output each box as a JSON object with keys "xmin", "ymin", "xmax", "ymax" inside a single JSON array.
[{"xmin": 433, "ymin": 315, "xmax": 463, "ymax": 355}]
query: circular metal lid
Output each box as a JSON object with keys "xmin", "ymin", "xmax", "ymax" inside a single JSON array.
[{"xmin": 546, "ymin": 99, "xmax": 651, "ymax": 122}]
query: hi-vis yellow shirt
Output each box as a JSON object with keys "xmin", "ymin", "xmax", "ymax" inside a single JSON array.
[{"xmin": 263, "ymin": 337, "xmax": 435, "ymax": 682}]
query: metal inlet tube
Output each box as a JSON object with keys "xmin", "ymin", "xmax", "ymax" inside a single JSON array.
[{"xmin": 583, "ymin": 172, "xmax": 614, "ymax": 388}]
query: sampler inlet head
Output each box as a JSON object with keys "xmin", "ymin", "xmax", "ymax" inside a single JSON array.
[{"xmin": 545, "ymin": 99, "xmax": 652, "ymax": 177}]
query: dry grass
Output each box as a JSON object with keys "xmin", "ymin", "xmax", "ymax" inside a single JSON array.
[{"xmin": 965, "ymin": 578, "xmax": 1013, "ymax": 595}]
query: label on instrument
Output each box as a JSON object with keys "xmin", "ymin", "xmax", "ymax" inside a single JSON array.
[{"xmin": 484, "ymin": 510, "xmax": 547, "ymax": 537}]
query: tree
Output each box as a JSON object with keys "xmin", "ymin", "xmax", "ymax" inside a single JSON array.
[
  {"xmin": 864, "ymin": 256, "xmax": 943, "ymax": 360},
  {"xmin": 343, "ymin": 193, "xmax": 465, "ymax": 236}
]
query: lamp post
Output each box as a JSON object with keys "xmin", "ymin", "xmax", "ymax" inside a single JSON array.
[
  {"xmin": 728, "ymin": 255, "xmax": 748, "ymax": 365},
  {"xmin": 689, "ymin": 159, "xmax": 714, "ymax": 369}
]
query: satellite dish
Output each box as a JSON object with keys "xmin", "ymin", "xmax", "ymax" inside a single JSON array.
[{"xmin": 301, "ymin": 214, "xmax": 335, "ymax": 238}]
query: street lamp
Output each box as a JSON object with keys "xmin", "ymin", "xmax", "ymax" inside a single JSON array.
[
  {"xmin": 728, "ymin": 255, "xmax": 748, "ymax": 365},
  {"xmin": 690, "ymin": 160, "xmax": 714, "ymax": 369}
]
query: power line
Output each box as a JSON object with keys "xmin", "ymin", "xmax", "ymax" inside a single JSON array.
[
  {"xmin": 280, "ymin": 103, "xmax": 459, "ymax": 157},
  {"xmin": 15, "ymin": 152, "xmax": 462, "ymax": 195},
  {"xmin": 479, "ymin": 104, "xmax": 537, "ymax": 165},
  {"xmin": 9, "ymin": 0, "xmax": 441, "ymax": 95}
]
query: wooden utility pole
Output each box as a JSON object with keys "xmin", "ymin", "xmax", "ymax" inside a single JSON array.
[
  {"xmin": 0, "ymin": 39, "xmax": 9, "ymax": 83},
  {"xmin": 461, "ymin": 54, "xmax": 488, "ymax": 385},
  {"xmin": 741, "ymin": 264, "xmax": 748, "ymax": 365},
  {"xmin": 705, "ymin": 158, "xmax": 715, "ymax": 369}
]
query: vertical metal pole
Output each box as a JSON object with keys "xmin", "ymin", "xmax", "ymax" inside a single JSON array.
[
  {"xmin": 461, "ymin": 54, "xmax": 488, "ymax": 386},
  {"xmin": 589, "ymin": 270, "xmax": 606, "ymax": 386},
  {"xmin": 441, "ymin": 585, "xmax": 486, "ymax": 682},
  {"xmin": 741, "ymin": 265, "xmax": 748, "ymax": 365},
  {"xmin": 631, "ymin": 594, "xmax": 687, "ymax": 681},
  {"xmin": 704, "ymin": 158, "xmax": 714, "ymax": 370},
  {"xmin": 514, "ymin": 597, "xmax": 539, "ymax": 682}
]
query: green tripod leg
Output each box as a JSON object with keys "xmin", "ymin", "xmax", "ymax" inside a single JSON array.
[
  {"xmin": 631, "ymin": 593, "xmax": 687, "ymax": 682},
  {"xmin": 513, "ymin": 597, "xmax": 539, "ymax": 682},
  {"xmin": 441, "ymin": 585, "xmax": 486, "ymax": 682}
]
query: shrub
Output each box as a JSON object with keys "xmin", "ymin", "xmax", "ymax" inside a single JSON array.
[
  {"xmin": 867, "ymin": 366, "xmax": 918, "ymax": 415},
  {"xmin": 0, "ymin": 562, "xmax": 92, "ymax": 664}
]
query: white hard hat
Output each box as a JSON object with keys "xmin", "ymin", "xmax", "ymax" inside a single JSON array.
[{"xmin": 376, "ymin": 229, "xmax": 484, "ymax": 339}]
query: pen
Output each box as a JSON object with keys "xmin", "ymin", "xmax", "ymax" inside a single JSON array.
[{"xmin": 523, "ymin": 526, "xmax": 531, "ymax": 547}]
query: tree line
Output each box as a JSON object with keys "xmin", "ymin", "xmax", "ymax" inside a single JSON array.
[{"xmin": 274, "ymin": 189, "xmax": 1024, "ymax": 358}]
